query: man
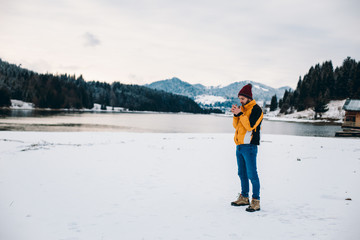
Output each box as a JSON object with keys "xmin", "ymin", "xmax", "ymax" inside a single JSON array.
[{"xmin": 230, "ymin": 84, "xmax": 263, "ymax": 212}]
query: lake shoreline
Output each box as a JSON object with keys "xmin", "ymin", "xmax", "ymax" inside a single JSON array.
[
  {"xmin": 0, "ymin": 113, "xmax": 342, "ymax": 138},
  {"xmin": 1, "ymin": 108, "xmax": 343, "ymax": 124}
]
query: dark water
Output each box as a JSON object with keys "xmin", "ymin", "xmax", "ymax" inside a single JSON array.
[{"xmin": 0, "ymin": 110, "xmax": 341, "ymax": 137}]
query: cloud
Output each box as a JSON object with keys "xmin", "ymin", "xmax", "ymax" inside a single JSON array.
[
  {"xmin": 1, "ymin": 0, "xmax": 360, "ymax": 88},
  {"xmin": 83, "ymin": 32, "xmax": 101, "ymax": 47}
]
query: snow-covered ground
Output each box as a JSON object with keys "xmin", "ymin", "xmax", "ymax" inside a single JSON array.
[
  {"xmin": 10, "ymin": 100, "xmax": 35, "ymax": 110},
  {"xmin": 265, "ymin": 100, "xmax": 346, "ymax": 123},
  {"xmin": 1, "ymin": 132, "xmax": 359, "ymax": 240},
  {"xmin": 6, "ymin": 100, "xmax": 127, "ymax": 112},
  {"xmin": 91, "ymin": 103, "xmax": 126, "ymax": 112}
]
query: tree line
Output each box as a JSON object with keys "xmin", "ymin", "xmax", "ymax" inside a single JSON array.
[
  {"xmin": 0, "ymin": 58, "xmax": 214, "ymax": 113},
  {"xmin": 270, "ymin": 57, "xmax": 360, "ymax": 116}
]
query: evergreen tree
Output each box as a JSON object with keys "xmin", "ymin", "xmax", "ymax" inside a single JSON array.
[
  {"xmin": 278, "ymin": 99, "xmax": 283, "ymax": 109},
  {"xmin": 280, "ymin": 90, "xmax": 291, "ymax": 113},
  {"xmin": 334, "ymin": 57, "xmax": 355, "ymax": 99},
  {"xmin": 321, "ymin": 61, "xmax": 334, "ymax": 98},
  {"xmin": 279, "ymin": 57, "xmax": 360, "ymax": 114},
  {"xmin": 270, "ymin": 95, "xmax": 278, "ymax": 111},
  {"xmin": 354, "ymin": 62, "xmax": 360, "ymax": 98},
  {"xmin": 0, "ymin": 87, "xmax": 11, "ymax": 107},
  {"xmin": 314, "ymin": 93, "xmax": 329, "ymax": 119}
]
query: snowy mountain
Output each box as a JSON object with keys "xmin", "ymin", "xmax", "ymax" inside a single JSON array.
[
  {"xmin": 145, "ymin": 78, "xmax": 204, "ymax": 99},
  {"xmin": 145, "ymin": 77, "xmax": 291, "ymax": 108}
]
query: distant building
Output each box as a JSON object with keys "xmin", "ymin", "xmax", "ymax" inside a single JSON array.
[{"xmin": 342, "ymin": 99, "xmax": 360, "ymax": 129}]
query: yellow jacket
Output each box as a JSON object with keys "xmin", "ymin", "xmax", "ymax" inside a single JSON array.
[{"xmin": 233, "ymin": 100, "xmax": 263, "ymax": 145}]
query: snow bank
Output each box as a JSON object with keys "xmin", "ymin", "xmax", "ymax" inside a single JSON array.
[
  {"xmin": 91, "ymin": 103, "xmax": 127, "ymax": 112},
  {"xmin": 7, "ymin": 100, "xmax": 127, "ymax": 112},
  {"xmin": 10, "ymin": 100, "xmax": 34, "ymax": 110},
  {"xmin": 1, "ymin": 132, "xmax": 359, "ymax": 240},
  {"xmin": 265, "ymin": 100, "xmax": 346, "ymax": 123}
]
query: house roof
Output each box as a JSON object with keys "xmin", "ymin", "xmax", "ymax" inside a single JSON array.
[{"xmin": 343, "ymin": 99, "xmax": 360, "ymax": 111}]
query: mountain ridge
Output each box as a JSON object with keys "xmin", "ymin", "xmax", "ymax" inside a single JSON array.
[{"xmin": 145, "ymin": 77, "xmax": 292, "ymax": 108}]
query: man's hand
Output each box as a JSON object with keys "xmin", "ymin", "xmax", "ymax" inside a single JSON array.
[
  {"xmin": 231, "ymin": 104, "xmax": 242, "ymax": 115},
  {"xmin": 231, "ymin": 104, "xmax": 237, "ymax": 113}
]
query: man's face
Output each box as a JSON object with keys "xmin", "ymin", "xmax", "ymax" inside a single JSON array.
[{"xmin": 239, "ymin": 96, "xmax": 250, "ymax": 106}]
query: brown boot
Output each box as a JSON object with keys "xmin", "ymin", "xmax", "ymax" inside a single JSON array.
[
  {"xmin": 231, "ymin": 194, "xmax": 250, "ymax": 206},
  {"xmin": 246, "ymin": 198, "xmax": 260, "ymax": 212}
]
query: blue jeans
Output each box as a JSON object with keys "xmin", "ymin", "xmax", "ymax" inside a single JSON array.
[{"xmin": 236, "ymin": 144, "xmax": 260, "ymax": 200}]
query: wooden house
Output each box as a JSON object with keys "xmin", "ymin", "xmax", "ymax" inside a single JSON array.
[
  {"xmin": 343, "ymin": 99, "xmax": 360, "ymax": 128},
  {"xmin": 336, "ymin": 99, "xmax": 360, "ymax": 137}
]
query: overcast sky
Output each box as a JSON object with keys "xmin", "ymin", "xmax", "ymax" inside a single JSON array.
[{"xmin": 1, "ymin": 0, "xmax": 359, "ymax": 88}]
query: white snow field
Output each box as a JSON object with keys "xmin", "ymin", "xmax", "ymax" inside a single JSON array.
[
  {"xmin": 0, "ymin": 132, "xmax": 359, "ymax": 240},
  {"xmin": 265, "ymin": 100, "xmax": 346, "ymax": 123}
]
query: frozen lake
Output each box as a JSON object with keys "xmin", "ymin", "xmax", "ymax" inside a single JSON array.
[{"xmin": 0, "ymin": 110, "xmax": 341, "ymax": 137}]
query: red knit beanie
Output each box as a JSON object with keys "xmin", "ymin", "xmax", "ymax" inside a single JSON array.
[{"xmin": 238, "ymin": 84, "xmax": 253, "ymax": 99}]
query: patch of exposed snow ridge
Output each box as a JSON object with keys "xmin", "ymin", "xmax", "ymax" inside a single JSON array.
[
  {"xmin": 195, "ymin": 95, "xmax": 226, "ymax": 105},
  {"xmin": 253, "ymin": 84, "xmax": 269, "ymax": 92}
]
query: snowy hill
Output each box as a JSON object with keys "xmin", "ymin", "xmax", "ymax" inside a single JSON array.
[
  {"xmin": 265, "ymin": 100, "xmax": 346, "ymax": 122},
  {"xmin": 145, "ymin": 78, "xmax": 291, "ymax": 108},
  {"xmin": 145, "ymin": 78, "xmax": 204, "ymax": 98}
]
